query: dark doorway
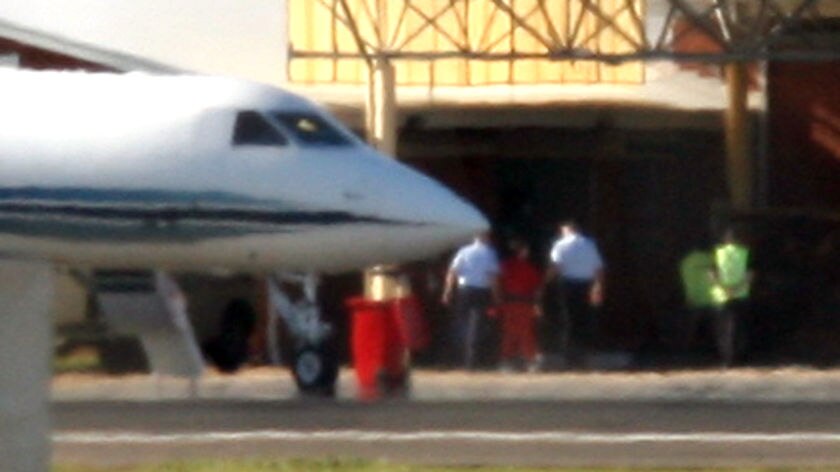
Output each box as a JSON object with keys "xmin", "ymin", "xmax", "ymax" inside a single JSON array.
[
  {"xmin": 407, "ymin": 125, "xmax": 725, "ymax": 356},
  {"xmin": 493, "ymin": 158, "xmax": 593, "ymax": 262}
]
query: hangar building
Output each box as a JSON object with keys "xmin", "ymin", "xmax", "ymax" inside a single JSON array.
[{"xmin": 2, "ymin": 0, "xmax": 838, "ymax": 364}]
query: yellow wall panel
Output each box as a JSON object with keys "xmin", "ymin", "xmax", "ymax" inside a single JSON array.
[
  {"xmin": 335, "ymin": 59, "xmax": 364, "ymax": 83},
  {"xmin": 467, "ymin": 0, "xmax": 512, "ymax": 84},
  {"xmin": 433, "ymin": 58, "xmax": 470, "ymax": 86},
  {"xmin": 288, "ymin": 0, "xmax": 645, "ymax": 85},
  {"xmin": 397, "ymin": 3, "xmax": 435, "ymax": 85}
]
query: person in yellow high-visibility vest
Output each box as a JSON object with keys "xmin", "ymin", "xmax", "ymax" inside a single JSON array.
[
  {"xmin": 709, "ymin": 228, "xmax": 753, "ymax": 367},
  {"xmin": 678, "ymin": 242, "xmax": 716, "ymax": 349}
]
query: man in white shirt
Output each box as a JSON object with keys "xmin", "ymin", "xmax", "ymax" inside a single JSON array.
[
  {"xmin": 442, "ymin": 231, "xmax": 501, "ymax": 369},
  {"xmin": 544, "ymin": 220, "xmax": 605, "ymax": 365}
]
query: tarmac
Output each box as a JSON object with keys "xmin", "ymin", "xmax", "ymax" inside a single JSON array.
[
  {"xmin": 51, "ymin": 361, "xmax": 840, "ymax": 403},
  {"xmin": 51, "ymin": 354, "xmax": 840, "ymax": 468}
]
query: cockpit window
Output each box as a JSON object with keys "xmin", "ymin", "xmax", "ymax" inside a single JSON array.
[
  {"xmin": 272, "ymin": 112, "xmax": 353, "ymax": 147},
  {"xmin": 232, "ymin": 111, "xmax": 288, "ymax": 146}
]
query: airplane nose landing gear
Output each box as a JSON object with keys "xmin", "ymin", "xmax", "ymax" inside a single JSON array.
[
  {"xmin": 267, "ymin": 273, "xmax": 339, "ymax": 396},
  {"xmin": 292, "ymin": 343, "xmax": 339, "ymax": 396}
]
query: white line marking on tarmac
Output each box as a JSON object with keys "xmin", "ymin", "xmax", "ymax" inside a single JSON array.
[{"xmin": 54, "ymin": 430, "xmax": 840, "ymax": 445}]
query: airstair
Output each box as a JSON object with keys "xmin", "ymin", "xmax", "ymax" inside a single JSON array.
[{"xmin": 94, "ymin": 271, "xmax": 205, "ymax": 382}]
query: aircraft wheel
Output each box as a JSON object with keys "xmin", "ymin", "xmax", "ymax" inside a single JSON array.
[
  {"xmin": 292, "ymin": 344, "xmax": 338, "ymax": 396},
  {"xmin": 203, "ymin": 299, "xmax": 256, "ymax": 373}
]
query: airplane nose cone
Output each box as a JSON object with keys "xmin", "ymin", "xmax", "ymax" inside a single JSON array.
[
  {"xmin": 426, "ymin": 187, "xmax": 489, "ymax": 235},
  {"xmin": 370, "ymin": 161, "xmax": 489, "ymax": 254}
]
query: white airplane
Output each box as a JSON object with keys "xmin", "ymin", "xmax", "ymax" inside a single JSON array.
[
  {"xmin": 0, "ymin": 69, "xmax": 485, "ymax": 271},
  {"xmin": 0, "ymin": 68, "xmax": 486, "ymax": 471}
]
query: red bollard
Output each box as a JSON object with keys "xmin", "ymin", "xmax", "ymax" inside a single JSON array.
[
  {"xmin": 382, "ymin": 298, "xmax": 408, "ymax": 385},
  {"xmin": 346, "ymin": 296, "xmax": 410, "ymax": 401},
  {"xmin": 346, "ymin": 297, "xmax": 387, "ymax": 400},
  {"xmin": 390, "ymin": 295, "xmax": 429, "ymax": 353}
]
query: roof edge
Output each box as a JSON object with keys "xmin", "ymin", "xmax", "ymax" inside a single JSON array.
[{"xmin": 0, "ymin": 17, "xmax": 184, "ymax": 73}]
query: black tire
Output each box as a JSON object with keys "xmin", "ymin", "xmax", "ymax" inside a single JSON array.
[
  {"xmin": 203, "ymin": 299, "xmax": 257, "ymax": 373},
  {"xmin": 292, "ymin": 344, "xmax": 339, "ymax": 396}
]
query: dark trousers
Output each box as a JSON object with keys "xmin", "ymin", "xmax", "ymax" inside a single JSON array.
[
  {"xmin": 561, "ymin": 279, "xmax": 597, "ymax": 360},
  {"xmin": 680, "ymin": 300, "xmax": 748, "ymax": 366},
  {"xmin": 452, "ymin": 286, "xmax": 497, "ymax": 369},
  {"xmin": 714, "ymin": 298, "xmax": 749, "ymax": 367}
]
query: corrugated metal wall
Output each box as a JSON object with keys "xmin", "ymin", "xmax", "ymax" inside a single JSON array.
[{"xmin": 289, "ymin": 0, "xmax": 645, "ymax": 85}]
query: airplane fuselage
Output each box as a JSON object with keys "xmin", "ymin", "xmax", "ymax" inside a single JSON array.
[{"xmin": 0, "ymin": 70, "xmax": 486, "ymax": 273}]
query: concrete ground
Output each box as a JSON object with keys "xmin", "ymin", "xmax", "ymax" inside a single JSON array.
[
  {"xmin": 52, "ymin": 364, "xmax": 840, "ymax": 403},
  {"xmin": 52, "ymin": 362, "xmax": 840, "ymax": 467}
]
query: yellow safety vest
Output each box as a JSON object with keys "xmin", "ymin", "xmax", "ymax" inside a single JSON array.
[
  {"xmin": 711, "ymin": 243, "xmax": 750, "ymax": 304},
  {"xmin": 679, "ymin": 250, "xmax": 716, "ymax": 309}
]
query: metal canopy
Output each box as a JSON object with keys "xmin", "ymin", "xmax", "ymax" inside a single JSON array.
[{"xmin": 291, "ymin": 0, "xmax": 840, "ymax": 64}]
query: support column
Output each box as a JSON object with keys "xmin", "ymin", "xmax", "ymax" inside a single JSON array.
[
  {"xmin": 364, "ymin": 58, "xmax": 401, "ymax": 298},
  {"xmin": 0, "ymin": 261, "xmax": 54, "ymax": 472},
  {"xmin": 724, "ymin": 62, "xmax": 753, "ymax": 210},
  {"xmin": 365, "ymin": 58, "xmax": 397, "ymax": 157}
]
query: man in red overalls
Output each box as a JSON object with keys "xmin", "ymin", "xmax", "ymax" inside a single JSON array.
[{"xmin": 498, "ymin": 238, "xmax": 543, "ymax": 372}]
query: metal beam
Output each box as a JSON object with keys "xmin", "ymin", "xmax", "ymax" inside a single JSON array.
[
  {"xmin": 291, "ymin": 0, "xmax": 840, "ymax": 64},
  {"xmin": 724, "ymin": 62, "xmax": 753, "ymax": 209},
  {"xmin": 292, "ymin": 48, "xmax": 840, "ymax": 63}
]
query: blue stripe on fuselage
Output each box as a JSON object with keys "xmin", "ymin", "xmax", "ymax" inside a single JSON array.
[
  {"xmin": 0, "ymin": 187, "xmax": 405, "ymax": 242},
  {"xmin": 0, "ymin": 187, "xmax": 277, "ymax": 208}
]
